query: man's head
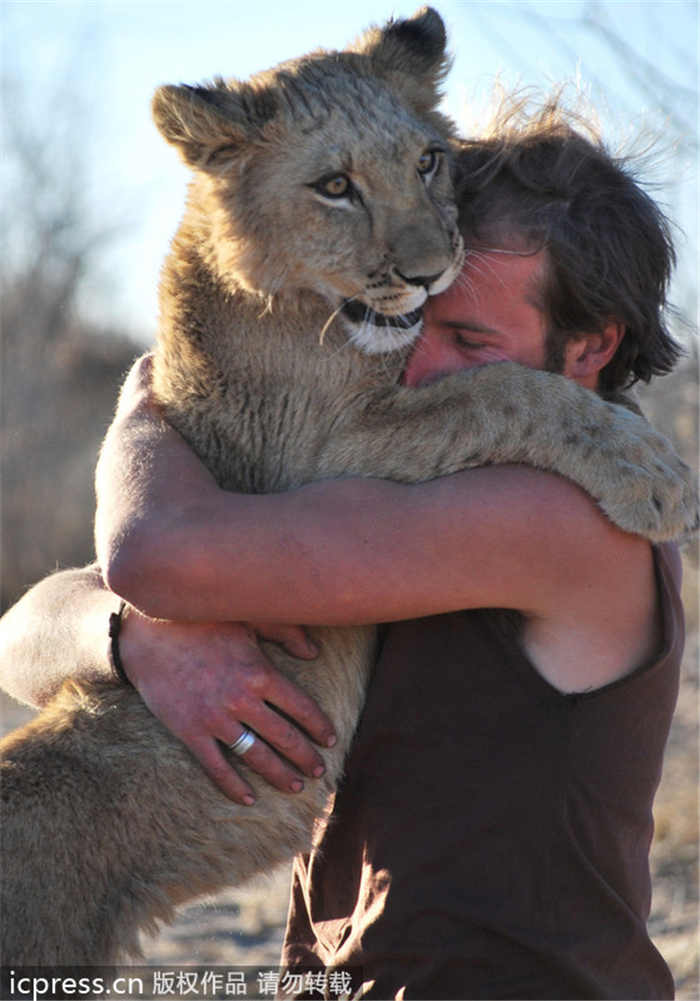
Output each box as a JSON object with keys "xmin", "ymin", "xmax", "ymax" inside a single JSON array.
[
  {"xmin": 455, "ymin": 97, "xmax": 681, "ymax": 394},
  {"xmin": 408, "ymin": 96, "xmax": 680, "ymax": 394},
  {"xmin": 403, "ymin": 245, "xmax": 624, "ymax": 389}
]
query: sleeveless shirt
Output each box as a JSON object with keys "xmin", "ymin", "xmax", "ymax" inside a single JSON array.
[{"xmin": 281, "ymin": 544, "xmax": 684, "ymax": 1000}]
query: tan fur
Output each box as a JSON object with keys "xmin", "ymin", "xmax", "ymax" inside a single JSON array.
[{"xmin": 1, "ymin": 8, "xmax": 697, "ymax": 965}]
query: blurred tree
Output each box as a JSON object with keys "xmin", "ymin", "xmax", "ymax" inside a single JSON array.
[{"xmin": 1, "ymin": 69, "xmax": 137, "ymax": 611}]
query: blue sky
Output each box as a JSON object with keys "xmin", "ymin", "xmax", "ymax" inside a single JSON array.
[{"xmin": 2, "ymin": 0, "xmax": 697, "ymax": 341}]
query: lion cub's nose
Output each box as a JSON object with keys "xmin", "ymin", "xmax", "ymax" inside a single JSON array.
[{"xmin": 395, "ymin": 268, "xmax": 445, "ymax": 289}]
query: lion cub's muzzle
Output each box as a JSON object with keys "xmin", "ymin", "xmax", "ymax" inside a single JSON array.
[{"xmin": 341, "ymin": 238, "xmax": 465, "ymax": 355}]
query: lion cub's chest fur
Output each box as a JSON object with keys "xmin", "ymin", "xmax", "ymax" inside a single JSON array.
[{"xmin": 154, "ymin": 273, "xmax": 407, "ymax": 494}]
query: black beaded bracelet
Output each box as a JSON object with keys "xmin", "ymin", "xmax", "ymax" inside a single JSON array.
[{"xmin": 108, "ymin": 600, "xmax": 132, "ymax": 686}]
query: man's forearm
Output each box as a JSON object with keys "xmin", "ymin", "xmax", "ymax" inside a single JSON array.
[{"xmin": 0, "ymin": 565, "xmax": 119, "ymax": 708}]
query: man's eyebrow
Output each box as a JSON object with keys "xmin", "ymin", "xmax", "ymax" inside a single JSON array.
[{"xmin": 441, "ymin": 318, "xmax": 502, "ymax": 336}]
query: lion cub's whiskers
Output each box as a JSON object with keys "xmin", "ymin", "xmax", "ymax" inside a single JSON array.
[
  {"xmin": 320, "ymin": 296, "xmax": 359, "ymax": 346},
  {"xmin": 257, "ymin": 293, "xmax": 275, "ymax": 319}
]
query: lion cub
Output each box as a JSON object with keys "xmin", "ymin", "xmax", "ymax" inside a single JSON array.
[{"xmin": 1, "ymin": 7, "xmax": 696, "ymax": 965}]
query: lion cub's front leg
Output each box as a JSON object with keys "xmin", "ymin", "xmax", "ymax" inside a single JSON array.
[{"xmin": 321, "ymin": 362, "xmax": 698, "ymax": 543}]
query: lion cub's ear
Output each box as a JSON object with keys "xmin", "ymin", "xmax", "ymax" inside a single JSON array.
[
  {"xmin": 152, "ymin": 79, "xmax": 278, "ymax": 171},
  {"xmin": 352, "ymin": 6, "xmax": 451, "ymax": 113}
]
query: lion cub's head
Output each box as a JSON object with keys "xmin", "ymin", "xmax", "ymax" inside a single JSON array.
[{"xmin": 152, "ymin": 7, "xmax": 464, "ymax": 354}]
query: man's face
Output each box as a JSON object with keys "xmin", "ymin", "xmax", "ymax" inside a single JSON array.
[{"xmin": 402, "ymin": 249, "xmax": 553, "ymax": 388}]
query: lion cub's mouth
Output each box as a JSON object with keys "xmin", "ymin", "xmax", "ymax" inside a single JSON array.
[{"xmin": 341, "ymin": 300, "xmax": 423, "ymax": 330}]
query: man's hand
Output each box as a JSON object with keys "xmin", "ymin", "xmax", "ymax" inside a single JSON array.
[{"xmin": 119, "ymin": 610, "xmax": 336, "ymax": 804}]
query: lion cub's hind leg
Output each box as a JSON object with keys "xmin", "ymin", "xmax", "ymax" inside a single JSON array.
[
  {"xmin": 0, "ymin": 653, "xmax": 359, "ymax": 965},
  {"xmin": 0, "ymin": 680, "xmax": 244, "ymax": 964}
]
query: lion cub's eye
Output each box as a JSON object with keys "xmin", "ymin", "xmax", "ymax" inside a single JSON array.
[
  {"xmin": 312, "ymin": 174, "xmax": 352, "ymax": 200},
  {"xmin": 417, "ymin": 150, "xmax": 442, "ymax": 181}
]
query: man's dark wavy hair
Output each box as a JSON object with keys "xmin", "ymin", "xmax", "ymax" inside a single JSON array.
[{"xmin": 454, "ymin": 95, "xmax": 682, "ymax": 393}]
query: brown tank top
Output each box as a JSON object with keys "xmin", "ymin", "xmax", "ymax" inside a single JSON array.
[{"xmin": 281, "ymin": 544, "xmax": 684, "ymax": 1000}]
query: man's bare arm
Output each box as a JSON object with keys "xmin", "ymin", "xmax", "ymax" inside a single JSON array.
[
  {"xmin": 0, "ymin": 565, "xmax": 118, "ymax": 708},
  {"xmin": 0, "ymin": 561, "xmax": 335, "ymax": 804},
  {"xmin": 94, "ymin": 355, "xmax": 221, "ymax": 590}
]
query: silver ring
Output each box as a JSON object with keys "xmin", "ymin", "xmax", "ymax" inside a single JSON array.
[{"xmin": 229, "ymin": 727, "xmax": 256, "ymax": 757}]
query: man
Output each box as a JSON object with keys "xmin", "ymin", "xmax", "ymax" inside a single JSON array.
[{"xmin": 0, "ymin": 102, "xmax": 686, "ymax": 998}]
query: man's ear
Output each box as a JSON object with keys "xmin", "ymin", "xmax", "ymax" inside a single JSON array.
[{"xmin": 564, "ymin": 321, "xmax": 625, "ymax": 383}]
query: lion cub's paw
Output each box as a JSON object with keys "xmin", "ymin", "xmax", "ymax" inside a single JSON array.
[{"xmin": 593, "ymin": 410, "xmax": 699, "ymax": 543}]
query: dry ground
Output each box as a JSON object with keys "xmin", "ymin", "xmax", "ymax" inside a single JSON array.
[{"xmin": 1, "ymin": 566, "xmax": 698, "ymax": 998}]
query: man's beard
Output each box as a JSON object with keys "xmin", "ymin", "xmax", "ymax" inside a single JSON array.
[{"xmin": 544, "ymin": 329, "xmax": 567, "ymax": 374}]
